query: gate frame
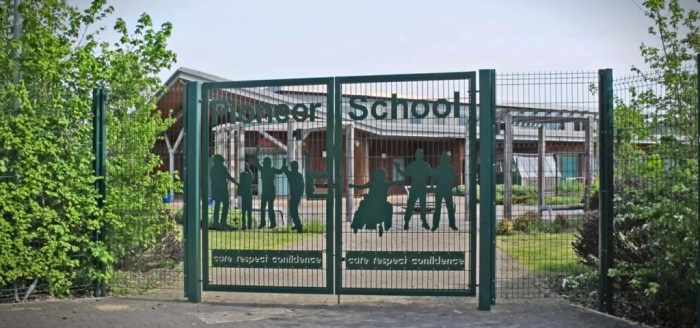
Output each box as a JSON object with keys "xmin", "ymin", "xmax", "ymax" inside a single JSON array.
[
  {"xmin": 182, "ymin": 72, "xmax": 494, "ymax": 303},
  {"xmin": 197, "ymin": 77, "xmax": 336, "ymax": 295},
  {"xmin": 333, "ymin": 71, "xmax": 479, "ymax": 297}
]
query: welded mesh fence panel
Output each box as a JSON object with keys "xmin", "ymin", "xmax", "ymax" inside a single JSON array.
[
  {"xmin": 336, "ymin": 75, "xmax": 475, "ymax": 295},
  {"xmin": 609, "ymin": 66, "xmax": 698, "ymax": 325},
  {"xmin": 495, "ymin": 71, "xmax": 598, "ymax": 298},
  {"xmin": 201, "ymin": 81, "xmax": 333, "ymax": 292},
  {"xmin": 107, "ymin": 83, "xmax": 185, "ymax": 294}
]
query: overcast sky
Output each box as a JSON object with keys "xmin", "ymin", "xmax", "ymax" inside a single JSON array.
[{"xmin": 68, "ymin": 0, "xmax": 700, "ymax": 83}]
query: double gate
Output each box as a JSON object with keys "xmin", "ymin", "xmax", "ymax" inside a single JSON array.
[{"xmin": 183, "ymin": 72, "xmax": 489, "ymax": 302}]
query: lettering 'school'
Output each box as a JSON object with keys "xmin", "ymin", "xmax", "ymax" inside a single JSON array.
[{"xmin": 208, "ymin": 92, "xmax": 461, "ymax": 124}]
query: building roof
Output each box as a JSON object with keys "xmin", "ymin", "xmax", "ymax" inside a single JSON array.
[{"xmin": 160, "ymin": 67, "xmax": 599, "ymax": 140}]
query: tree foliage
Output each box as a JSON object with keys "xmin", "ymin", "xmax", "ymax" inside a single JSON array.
[
  {"xmin": 573, "ymin": 0, "xmax": 699, "ymax": 326},
  {"xmin": 0, "ymin": 0, "xmax": 176, "ymax": 298}
]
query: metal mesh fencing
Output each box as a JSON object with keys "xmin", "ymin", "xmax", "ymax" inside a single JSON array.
[
  {"xmin": 107, "ymin": 82, "xmax": 185, "ymax": 294},
  {"xmin": 607, "ymin": 65, "xmax": 698, "ymax": 324},
  {"xmin": 495, "ymin": 71, "xmax": 599, "ymax": 298}
]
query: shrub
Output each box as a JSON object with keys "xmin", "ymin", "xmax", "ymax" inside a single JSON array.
[
  {"xmin": 554, "ymin": 214, "xmax": 569, "ymax": 229},
  {"xmin": 113, "ymin": 212, "xmax": 183, "ymax": 272},
  {"xmin": 573, "ymin": 210, "xmax": 599, "ymax": 267},
  {"xmin": 496, "ymin": 219, "xmax": 514, "ymax": 236},
  {"xmin": 174, "ymin": 206, "xmax": 255, "ymax": 230},
  {"xmin": 513, "ymin": 211, "xmax": 539, "ymax": 232}
]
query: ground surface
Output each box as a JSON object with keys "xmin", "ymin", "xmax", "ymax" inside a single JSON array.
[{"xmin": 0, "ymin": 292, "xmax": 644, "ymax": 328}]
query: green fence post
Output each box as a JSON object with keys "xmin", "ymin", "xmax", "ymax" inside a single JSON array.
[
  {"xmin": 598, "ymin": 68, "xmax": 614, "ymax": 314},
  {"xmin": 184, "ymin": 81, "xmax": 202, "ymax": 303},
  {"xmin": 92, "ymin": 88, "xmax": 107, "ymax": 297},
  {"xmin": 696, "ymin": 54, "xmax": 700, "ymax": 328},
  {"xmin": 478, "ymin": 69, "xmax": 497, "ymax": 311}
]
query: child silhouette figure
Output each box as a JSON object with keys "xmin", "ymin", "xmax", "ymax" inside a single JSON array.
[
  {"xmin": 248, "ymin": 147, "xmax": 285, "ymax": 229},
  {"xmin": 238, "ymin": 167, "xmax": 254, "ymax": 230},
  {"xmin": 210, "ymin": 154, "xmax": 238, "ymax": 229},
  {"xmin": 282, "ymin": 161, "xmax": 304, "ymax": 233},
  {"xmin": 349, "ymin": 168, "xmax": 399, "ymax": 237},
  {"xmin": 432, "ymin": 153, "xmax": 458, "ymax": 231}
]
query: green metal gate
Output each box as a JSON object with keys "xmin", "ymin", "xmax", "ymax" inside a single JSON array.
[
  {"xmin": 334, "ymin": 72, "xmax": 478, "ymax": 296},
  {"xmin": 182, "ymin": 71, "xmax": 486, "ymax": 302},
  {"xmin": 198, "ymin": 78, "xmax": 336, "ymax": 294}
]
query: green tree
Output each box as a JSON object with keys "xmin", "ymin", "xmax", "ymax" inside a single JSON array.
[
  {"xmin": 0, "ymin": 0, "xmax": 177, "ymax": 299},
  {"xmin": 572, "ymin": 0, "xmax": 699, "ymax": 325}
]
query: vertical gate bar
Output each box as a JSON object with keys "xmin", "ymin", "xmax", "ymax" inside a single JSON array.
[
  {"xmin": 696, "ymin": 54, "xmax": 700, "ymax": 328},
  {"xmin": 329, "ymin": 79, "xmax": 338, "ymax": 294},
  {"xmin": 468, "ymin": 79, "xmax": 477, "ymax": 293},
  {"xmin": 345, "ymin": 123, "xmax": 355, "ymax": 223},
  {"xmin": 200, "ymin": 86, "xmax": 211, "ymax": 291},
  {"xmin": 598, "ymin": 68, "xmax": 614, "ymax": 314},
  {"xmin": 478, "ymin": 69, "xmax": 496, "ymax": 310},
  {"xmin": 184, "ymin": 81, "xmax": 202, "ymax": 303}
]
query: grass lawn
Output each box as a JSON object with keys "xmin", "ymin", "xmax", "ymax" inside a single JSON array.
[
  {"xmin": 206, "ymin": 230, "xmax": 316, "ymax": 250},
  {"xmin": 496, "ymin": 232, "xmax": 584, "ymax": 275}
]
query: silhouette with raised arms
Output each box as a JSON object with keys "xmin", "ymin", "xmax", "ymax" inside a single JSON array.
[
  {"xmin": 210, "ymin": 154, "xmax": 238, "ymax": 230},
  {"xmin": 395, "ymin": 148, "xmax": 432, "ymax": 230},
  {"xmin": 432, "ymin": 153, "xmax": 459, "ymax": 231},
  {"xmin": 238, "ymin": 166, "xmax": 254, "ymax": 230},
  {"xmin": 282, "ymin": 160, "xmax": 304, "ymax": 233},
  {"xmin": 349, "ymin": 168, "xmax": 399, "ymax": 237},
  {"xmin": 248, "ymin": 147, "xmax": 285, "ymax": 229}
]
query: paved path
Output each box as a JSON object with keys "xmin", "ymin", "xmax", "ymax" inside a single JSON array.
[{"xmin": 0, "ymin": 292, "xmax": 643, "ymax": 328}]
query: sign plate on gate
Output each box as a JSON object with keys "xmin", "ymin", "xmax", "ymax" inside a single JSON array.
[
  {"xmin": 346, "ymin": 251, "xmax": 465, "ymax": 271},
  {"xmin": 212, "ymin": 250, "xmax": 323, "ymax": 269}
]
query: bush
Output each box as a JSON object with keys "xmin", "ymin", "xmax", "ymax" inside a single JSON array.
[
  {"xmin": 554, "ymin": 214, "xmax": 569, "ymax": 229},
  {"xmin": 496, "ymin": 219, "xmax": 514, "ymax": 236},
  {"xmin": 513, "ymin": 211, "xmax": 539, "ymax": 232},
  {"xmin": 572, "ymin": 162, "xmax": 699, "ymax": 326},
  {"xmin": 573, "ymin": 211, "xmax": 599, "ymax": 267},
  {"xmin": 174, "ymin": 206, "xmax": 256, "ymax": 231},
  {"xmin": 113, "ymin": 212, "xmax": 183, "ymax": 272}
]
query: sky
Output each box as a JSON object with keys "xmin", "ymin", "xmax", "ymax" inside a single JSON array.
[{"xmin": 67, "ymin": 0, "xmax": 700, "ymax": 83}]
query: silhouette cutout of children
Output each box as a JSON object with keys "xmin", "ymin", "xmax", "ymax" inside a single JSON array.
[
  {"xmin": 248, "ymin": 147, "xmax": 285, "ymax": 229},
  {"xmin": 432, "ymin": 153, "xmax": 458, "ymax": 231},
  {"xmin": 238, "ymin": 167, "xmax": 254, "ymax": 230},
  {"xmin": 210, "ymin": 154, "xmax": 238, "ymax": 229},
  {"xmin": 349, "ymin": 168, "xmax": 399, "ymax": 237},
  {"xmin": 282, "ymin": 161, "xmax": 304, "ymax": 233},
  {"xmin": 395, "ymin": 148, "xmax": 432, "ymax": 231}
]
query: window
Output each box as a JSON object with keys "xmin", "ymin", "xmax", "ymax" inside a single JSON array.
[
  {"xmin": 459, "ymin": 110, "xmax": 467, "ymax": 125},
  {"xmin": 392, "ymin": 158, "xmax": 405, "ymax": 182},
  {"xmin": 545, "ymin": 122, "xmax": 565, "ymax": 130}
]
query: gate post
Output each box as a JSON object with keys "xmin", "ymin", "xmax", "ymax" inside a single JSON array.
[
  {"xmin": 598, "ymin": 68, "xmax": 614, "ymax": 314},
  {"xmin": 478, "ymin": 69, "xmax": 497, "ymax": 310},
  {"xmin": 183, "ymin": 81, "xmax": 202, "ymax": 303},
  {"xmin": 92, "ymin": 88, "xmax": 107, "ymax": 297}
]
